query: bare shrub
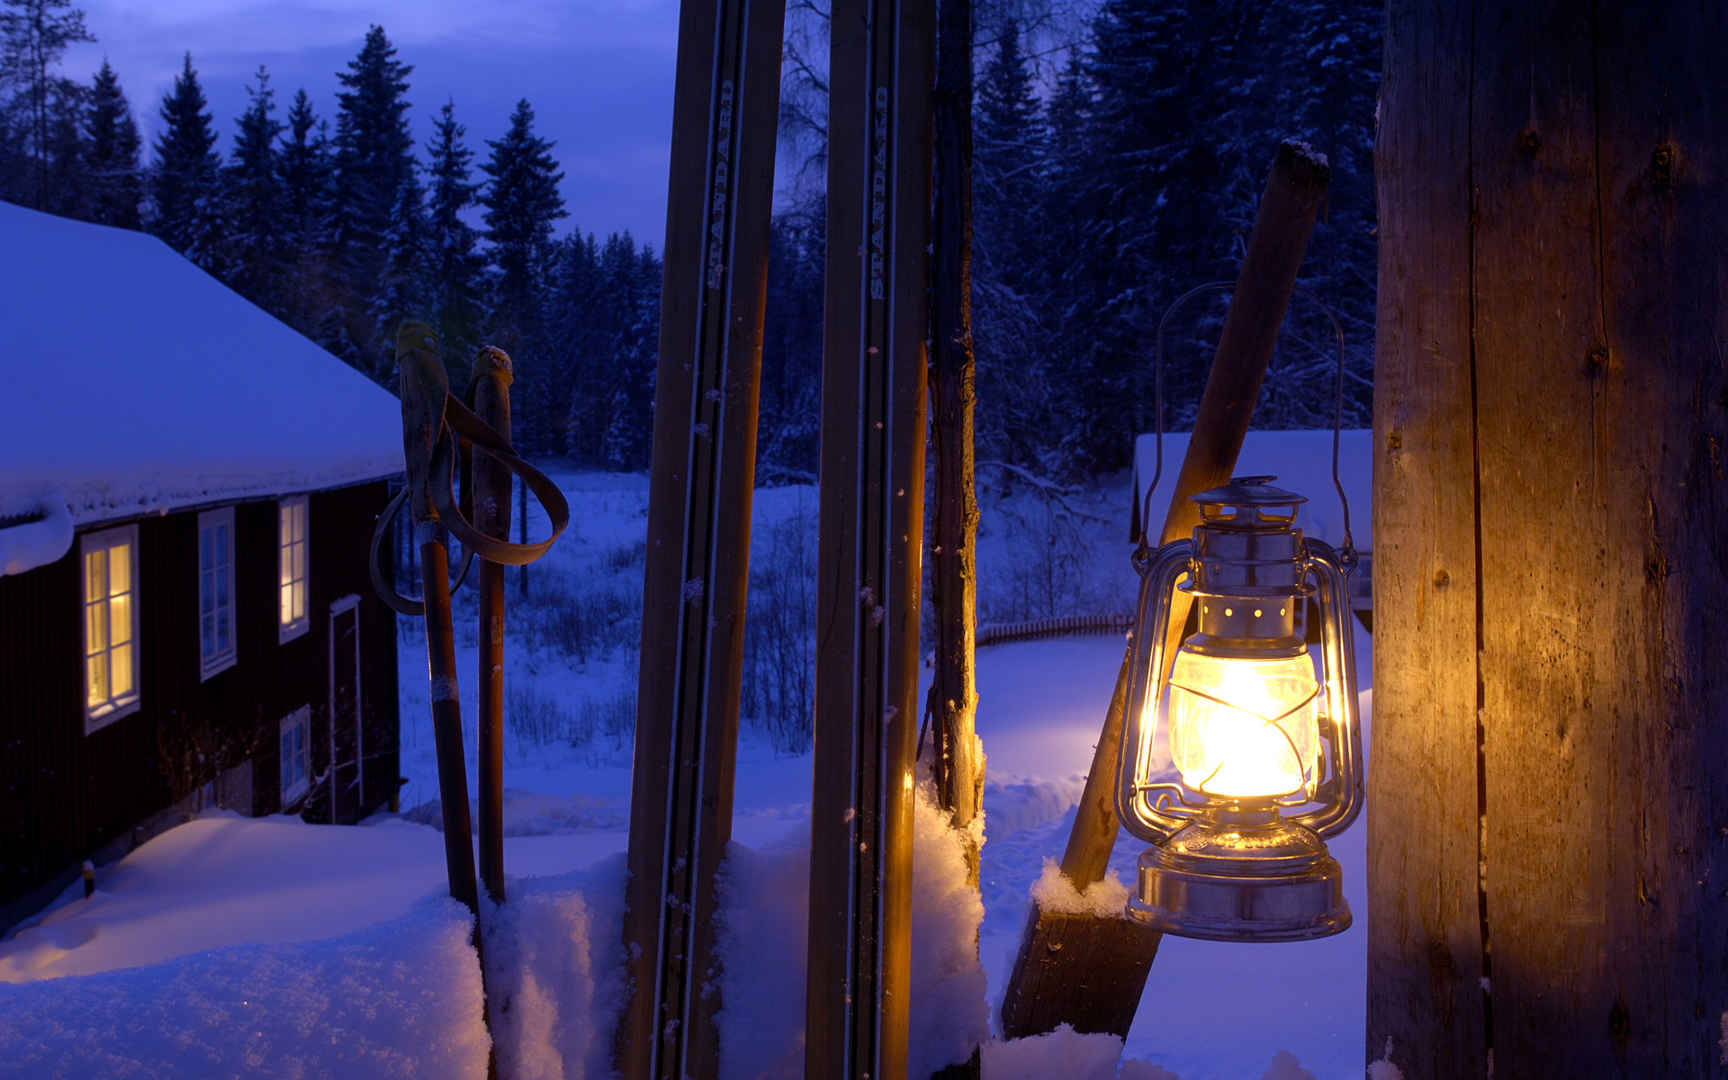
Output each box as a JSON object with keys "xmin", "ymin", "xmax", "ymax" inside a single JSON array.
[{"xmin": 742, "ymin": 497, "xmax": 818, "ymax": 753}]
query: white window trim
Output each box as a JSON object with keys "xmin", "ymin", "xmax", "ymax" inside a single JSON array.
[
  {"xmin": 280, "ymin": 705, "xmax": 311, "ymax": 806},
  {"xmin": 197, "ymin": 506, "xmax": 239, "ymax": 680},
  {"xmin": 82, "ymin": 524, "xmax": 141, "ymax": 734},
  {"xmin": 278, "ymin": 495, "xmax": 310, "ymax": 644}
]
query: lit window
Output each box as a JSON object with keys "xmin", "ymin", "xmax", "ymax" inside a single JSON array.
[
  {"xmin": 82, "ymin": 524, "xmax": 140, "ymax": 732},
  {"xmin": 198, "ymin": 507, "xmax": 238, "ymax": 678},
  {"xmin": 279, "ymin": 496, "xmax": 309, "ymax": 642},
  {"xmin": 280, "ymin": 705, "xmax": 310, "ymax": 805}
]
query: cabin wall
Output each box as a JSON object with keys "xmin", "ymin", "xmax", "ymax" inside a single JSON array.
[{"xmin": 0, "ymin": 479, "xmax": 399, "ymax": 927}]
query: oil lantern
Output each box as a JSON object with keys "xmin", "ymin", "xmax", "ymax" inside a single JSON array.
[{"xmin": 1115, "ymin": 476, "xmax": 1362, "ymax": 941}]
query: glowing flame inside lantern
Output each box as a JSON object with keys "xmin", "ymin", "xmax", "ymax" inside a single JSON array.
[{"xmin": 1166, "ymin": 648, "xmax": 1320, "ymax": 799}]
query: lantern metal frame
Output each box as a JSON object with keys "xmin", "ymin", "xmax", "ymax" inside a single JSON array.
[{"xmin": 1114, "ymin": 476, "xmax": 1362, "ymax": 942}]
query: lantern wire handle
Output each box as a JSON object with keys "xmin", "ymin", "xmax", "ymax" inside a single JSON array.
[
  {"xmin": 1139, "ymin": 281, "xmax": 1235, "ymax": 554},
  {"xmin": 1138, "ymin": 281, "xmax": 1358, "ymax": 574},
  {"xmin": 1293, "ymin": 288, "xmax": 1358, "ymax": 572}
]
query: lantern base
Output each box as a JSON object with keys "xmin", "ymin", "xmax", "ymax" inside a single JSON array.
[{"xmin": 1128, "ymin": 812, "xmax": 1351, "ymax": 942}]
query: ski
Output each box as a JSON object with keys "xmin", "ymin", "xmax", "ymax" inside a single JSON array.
[
  {"xmin": 805, "ymin": 1, "xmax": 935, "ymax": 1078},
  {"xmin": 617, "ymin": 0, "xmax": 786, "ymax": 1075}
]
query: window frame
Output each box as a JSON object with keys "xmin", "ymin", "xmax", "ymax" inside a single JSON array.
[
  {"xmin": 279, "ymin": 705, "xmax": 311, "ymax": 806},
  {"xmin": 278, "ymin": 495, "xmax": 310, "ymax": 643},
  {"xmin": 81, "ymin": 524, "xmax": 141, "ymax": 733},
  {"xmin": 197, "ymin": 506, "xmax": 239, "ymax": 679}
]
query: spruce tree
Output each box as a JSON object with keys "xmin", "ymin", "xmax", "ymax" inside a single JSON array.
[
  {"xmin": 481, "ymin": 97, "xmax": 566, "ymax": 450},
  {"xmin": 276, "ymin": 89, "xmax": 336, "ymax": 341},
  {"xmin": 224, "ymin": 66, "xmax": 284, "ymax": 307},
  {"xmin": 371, "ymin": 168, "xmax": 430, "ymax": 360},
  {"xmin": 973, "ymin": 17, "xmax": 1042, "ymax": 298},
  {"xmin": 0, "ymin": 0, "xmax": 94, "ymax": 208},
  {"xmin": 151, "ymin": 52, "xmax": 225, "ymax": 272},
  {"xmin": 424, "ymin": 100, "xmax": 487, "ymax": 366},
  {"xmin": 331, "ymin": 24, "xmax": 415, "ymax": 377},
  {"xmin": 84, "ymin": 59, "xmax": 141, "ymax": 228}
]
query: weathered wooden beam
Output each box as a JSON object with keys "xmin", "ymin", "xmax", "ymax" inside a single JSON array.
[
  {"xmin": 470, "ymin": 346, "xmax": 512, "ymax": 905},
  {"xmin": 928, "ymin": 0, "xmax": 982, "ymax": 895},
  {"xmin": 617, "ymin": 0, "xmax": 785, "ymax": 1074},
  {"xmin": 998, "ymin": 142, "xmax": 1329, "ymax": 1041},
  {"xmin": 1372, "ymin": 1, "xmax": 1728, "ymax": 1075},
  {"xmin": 1365, "ymin": 5, "xmax": 1485, "ymax": 1075},
  {"xmin": 806, "ymin": 0, "xmax": 934, "ymax": 1075},
  {"xmin": 927, "ymin": 0, "xmax": 982, "ymax": 1072}
]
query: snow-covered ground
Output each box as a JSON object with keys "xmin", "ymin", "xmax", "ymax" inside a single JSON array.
[{"xmin": 1, "ymin": 441, "xmax": 1383, "ymax": 1079}]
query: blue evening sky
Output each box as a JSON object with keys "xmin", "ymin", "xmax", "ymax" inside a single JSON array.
[{"xmin": 63, "ymin": 0, "xmax": 681, "ymax": 245}]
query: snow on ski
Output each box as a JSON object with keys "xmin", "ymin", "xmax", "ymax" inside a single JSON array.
[
  {"xmin": 618, "ymin": 0, "xmax": 786, "ymax": 1077},
  {"xmin": 806, "ymin": 1, "xmax": 935, "ymax": 1078}
]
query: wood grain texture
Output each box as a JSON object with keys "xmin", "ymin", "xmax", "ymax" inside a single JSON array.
[
  {"xmin": 619, "ymin": 0, "xmax": 785, "ymax": 1074},
  {"xmin": 1373, "ymin": 1, "xmax": 1728, "ymax": 1073},
  {"xmin": 1367, "ymin": 1, "xmax": 1489, "ymax": 1074},
  {"xmin": 806, "ymin": 0, "xmax": 933, "ymax": 1076}
]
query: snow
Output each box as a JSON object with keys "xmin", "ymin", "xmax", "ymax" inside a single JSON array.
[
  {"xmin": 0, "ymin": 487, "xmax": 73, "ymax": 576},
  {"xmin": 480, "ymin": 861, "xmax": 627, "ymax": 1080},
  {"xmin": 1, "ymin": 448, "xmax": 1378, "ymax": 1078},
  {"xmin": 1028, "ymin": 857, "xmax": 1131, "ymax": 918},
  {"xmin": 0, "ymin": 201, "xmax": 403, "ymax": 527},
  {"xmin": 0, "ymin": 893, "xmax": 490, "ymax": 1078},
  {"xmin": 1366, "ymin": 1038, "xmax": 1405, "ymax": 1080},
  {"xmin": 981, "ymin": 1025, "xmax": 1142, "ymax": 1079},
  {"xmin": 712, "ymin": 776, "xmax": 991, "ymax": 1079}
]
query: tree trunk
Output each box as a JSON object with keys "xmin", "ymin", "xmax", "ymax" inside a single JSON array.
[
  {"xmin": 926, "ymin": 0, "xmax": 982, "ymax": 1073},
  {"xmin": 1370, "ymin": 2, "xmax": 1728, "ymax": 1075},
  {"xmin": 928, "ymin": 0, "xmax": 983, "ymax": 892}
]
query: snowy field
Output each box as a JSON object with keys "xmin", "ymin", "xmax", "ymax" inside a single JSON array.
[{"xmin": 0, "ymin": 433, "xmax": 1388, "ymax": 1079}]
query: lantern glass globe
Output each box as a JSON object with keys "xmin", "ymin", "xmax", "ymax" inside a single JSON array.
[{"xmin": 1167, "ymin": 647, "xmax": 1320, "ymax": 799}]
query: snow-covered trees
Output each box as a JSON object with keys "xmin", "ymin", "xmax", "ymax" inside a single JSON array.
[
  {"xmin": 0, "ymin": 0, "xmax": 93, "ymax": 209},
  {"xmin": 151, "ymin": 53, "xmax": 225, "ymax": 273},
  {"xmin": 481, "ymin": 98, "xmax": 567, "ymax": 449},
  {"xmin": 84, "ymin": 60, "xmax": 140, "ymax": 228},
  {"xmin": 223, "ymin": 67, "xmax": 284, "ymax": 308},
  {"xmin": 425, "ymin": 101, "xmax": 488, "ymax": 369}
]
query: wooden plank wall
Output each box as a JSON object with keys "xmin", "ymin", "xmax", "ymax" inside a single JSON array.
[
  {"xmin": 0, "ymin": 479, "xmax": 399, "ymax": 923},
  {"xmin": 1372, "ymin": 2, "xmax": 1728, "ymax": 1075}
]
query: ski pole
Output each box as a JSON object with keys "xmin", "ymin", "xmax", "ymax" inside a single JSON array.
[
  {"xmin": 396, "ymin": 321, "xmax": 480, "ymax": 914},
  {"xmin": 468, "ymin": 346, "xmax": 513, "ymax": 905}
]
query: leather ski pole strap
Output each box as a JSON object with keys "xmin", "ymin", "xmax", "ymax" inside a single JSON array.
[
  {"xmin": 431, "ymin": 392, "xmax": 570, "ymax": 567},
  {"xmin": 369, "ymin": 484, "xmax": 477, "ymax": 616}
]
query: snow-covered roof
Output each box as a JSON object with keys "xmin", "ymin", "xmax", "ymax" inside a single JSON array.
[{"xmin": 0, "ymin": 200, "xmax": 404, "ymax": 552}]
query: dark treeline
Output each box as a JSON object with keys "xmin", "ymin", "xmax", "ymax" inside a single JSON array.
[
  {"xmin": 1, "ymin": 0, "xmax": 1377, "ymax": 478},
  {"xmin": 768, "ymin": 0, "xmax": 1380, "ymax": 478},
  {"xmin": 0, "ymin": 6, "xmax": 658, "ymax": 465}
]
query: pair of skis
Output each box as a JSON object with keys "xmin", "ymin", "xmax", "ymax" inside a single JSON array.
[{"xmin": 620, "ymin": 0, "xmax": 933, "ymax": 1078}]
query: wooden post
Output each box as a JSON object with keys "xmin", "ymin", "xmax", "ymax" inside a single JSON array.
[
  {"xmin": 928, "ymin": 0, "xmax": 982, "ymax": 892},
  {"xmin": 927, "ymin": 0, "xmax": 982, "ymax": 1071},
  {"xmin": 617, "ymin": 0, "xmax": 785, "ymax": 1075},
  {"xmin": 1371, "ymin": 2, "xmax": 1728, "ymax": 1076},
  {"xmin": 998, "ymin": 143, "xmax": 1329, "ymax": 1040},
  {"xmin": 471, "ymin": 346, "xmax": 512, "ymax": 905},
  {"xmin": 806, "ymin": 0, "xmax": 934, "ymax": 1076}
]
